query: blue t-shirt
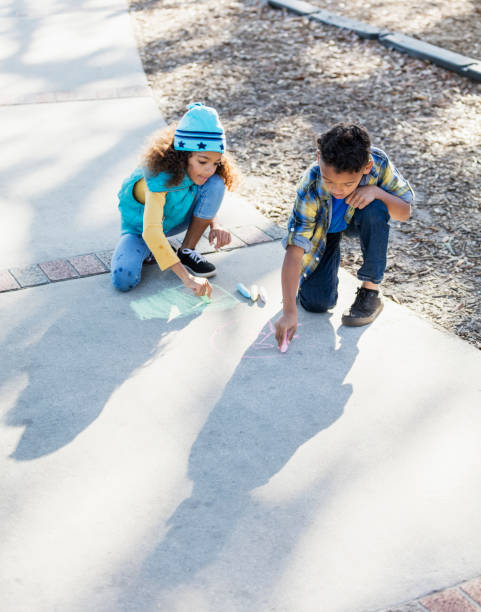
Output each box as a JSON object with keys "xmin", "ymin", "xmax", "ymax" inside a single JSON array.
[{"xmin": 328, "ymin": 196, "xmax": 349, "ymax": 233}]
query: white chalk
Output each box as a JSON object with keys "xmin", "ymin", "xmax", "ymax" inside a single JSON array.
[
  {"xmin": 250, "ymin": 284, "xmax": 259, "ymax": 301},
  {"xmin": 280, "ymin": 332, "xmax": 289, "ymax": 353},
  {"xmin": 258, "ymin": 286, "xmax": 267, "ymax": 304},
  {"xmin": 236, "ymin": 282, "xmax": 251, "ymax": 299}
]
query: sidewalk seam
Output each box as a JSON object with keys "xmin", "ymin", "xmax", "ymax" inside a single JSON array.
[
  {"xmin": 380, "ymin": 579, "xmax": 481, "ymax": 611},
  {"xmin": 0, "ymin": 86, "xmax": 152, "ymax": 107},
  {"xmin": 459, "ymin": 587, "xmax": 481, "ymax": 609}
]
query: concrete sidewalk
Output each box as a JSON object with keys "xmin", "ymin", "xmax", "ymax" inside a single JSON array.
[
  {"xmin": 1, "ymin": 243, "xmax": 481, "ymax": 612},
  {"xmin": 0, "ymin": 0, "xmax": 161, "ymax": 268},
  {"xmin": 1, "ymin": 2, "xmax": 481, "ymax": 612}
]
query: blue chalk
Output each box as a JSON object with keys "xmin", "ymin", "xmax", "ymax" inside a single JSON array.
[{"xmin": 236, "ymin": 283, "xmax": 251, "ymax": 299}]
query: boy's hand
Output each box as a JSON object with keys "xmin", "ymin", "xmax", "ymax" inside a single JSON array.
[
  {"xmin": 275, "ymin": 311, "xmax": 298, "ymax": 348},
  {"xmin": 209, "ymin": 226, "xmax": 231, "ymax": 250},
  {"xmin": 184, "ymin": 275, "xmax": 212, "ymax": 298},
  {"xmin": 346, "ymin": 185, "xmax": 380, "ymax": 210}
]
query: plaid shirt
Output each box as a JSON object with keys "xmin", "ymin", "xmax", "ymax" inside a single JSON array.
[{"xmin": 283, "ymin": 147, "xmax": 415, "ymax": 284}]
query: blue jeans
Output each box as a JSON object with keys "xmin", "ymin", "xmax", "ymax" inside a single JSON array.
[
  {"xmin": 299, "ymin": 199, "xmax": 390, "ymax": 312},
  {"xmin": 111, "ymin": 173, "xmax": 225, "ymax": 292}
]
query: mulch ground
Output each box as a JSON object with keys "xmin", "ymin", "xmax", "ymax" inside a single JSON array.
[{"xmin": 129, "ymin": 0, "xmax": 481, "ymax": 349}]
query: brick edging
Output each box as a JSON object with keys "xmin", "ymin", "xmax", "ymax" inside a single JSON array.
[
  {"xmin": 0, "ymin": 223, "xmax": 285, "ymax": 293},
  {"xmin": 379, "ymin": 576, "xmax": 481, "ymax": 611}
]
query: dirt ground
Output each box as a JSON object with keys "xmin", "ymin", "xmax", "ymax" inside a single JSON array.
[
  {"xmin": 309, "ymin": 0, "xmax": 481, "ymax": 60},
  {"xmin": 128, "ymin": 0, "xmax": 481, "ymax": 349}
]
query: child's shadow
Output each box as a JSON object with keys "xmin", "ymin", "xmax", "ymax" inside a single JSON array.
[
  {"xmin": 122, "ymin": 310, "xmax": 368, "ymax": 608},
  {"xmin": 3, "ymin": 274, "xmax": 221, "ymax": 461}
]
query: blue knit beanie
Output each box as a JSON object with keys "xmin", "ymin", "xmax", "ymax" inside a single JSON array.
[{"xmin": 174, "ymin": 102, "xmax": 226, "ymax": 154}]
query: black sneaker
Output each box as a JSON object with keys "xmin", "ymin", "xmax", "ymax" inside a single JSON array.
[
  {"xmin": 144, "ymin": 243, "xmax": 178, "ymax": 266},
  {"xmin": 143, "ymin": 252, "xmax": 156, "ymax": 266},
  {"xmin": 341, "ymin": 287, "xmax": 383, "ymax": 327},
  {"xmin": 178, "ymin": 248, "xmax": 216, "ymax": 278}
]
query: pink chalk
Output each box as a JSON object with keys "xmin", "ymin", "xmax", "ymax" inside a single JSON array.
[{"xmin": 280, "ymin": 332, "xmax": 289, "ymax": 353}]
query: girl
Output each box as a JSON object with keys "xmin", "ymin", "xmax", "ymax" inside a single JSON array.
[{"xmin": 111, "ymin": 103, "xmax": 238, "ymax": 297}]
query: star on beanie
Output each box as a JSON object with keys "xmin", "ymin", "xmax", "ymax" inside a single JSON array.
[{"xmin": 174, "ymin": 102, "xmax": 226, "ymax": 154}]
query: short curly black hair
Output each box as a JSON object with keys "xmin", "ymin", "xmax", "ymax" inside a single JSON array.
[{"xmin": 317, "ymin": 123, "xmax": 371, "ymax": 173}]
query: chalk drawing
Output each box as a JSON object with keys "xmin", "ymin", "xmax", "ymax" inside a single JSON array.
[
  {"xmin": 131, "ymin": 284, "xmax": 300, "ymax": 358},
  {"xmin": 210, "ymin": 319, "xmax": 300, "ymax": 359},
  {"xmin": 130, "ymin": 284, "xmax": 240, "ymax": 321}
]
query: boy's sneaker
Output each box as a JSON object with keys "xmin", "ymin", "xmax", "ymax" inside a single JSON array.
[
  {"xmin": 178, "ymin": 248, "xmax": 216, "ymax": 278},
  {"xmin": 341, "ymin": 287, "xmax": 383, "ymax": 327}
]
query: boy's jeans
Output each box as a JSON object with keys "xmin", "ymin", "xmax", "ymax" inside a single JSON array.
[
  {"xmin": 299, "ymin": 199, "xmax": 390, "ymax": 312},
  {"xmin": 111, "ymin": 173, "xmax": 225, "ymax": 292}
]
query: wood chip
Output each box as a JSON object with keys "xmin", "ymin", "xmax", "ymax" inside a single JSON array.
[{"xmin": 129, "ymin": 0, "xmax": 481, "ymax": 349}]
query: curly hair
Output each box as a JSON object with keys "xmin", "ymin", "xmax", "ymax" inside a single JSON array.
[
  {"xmin": 317, "ymin": 123, "xmax": 371, "ymax": 173},
  {"xmin": 142, "ymin": 123, "xmax": 239, "ymax": 191}
]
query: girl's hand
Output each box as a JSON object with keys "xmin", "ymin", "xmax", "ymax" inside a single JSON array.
[
  {"xmin": 275, "ymin": 311, "xmax": 298, "ymax": 348},
  {"xmin": 184, "ymin": 275, "xmax": 212, "ymax": 298},
  {"xmin": 345, "ymin": 185, "xmax": 380, "ymax": 210},
  {"xmin": 208, "ymin": 226, "xmax": 231, "ymax": 250}
]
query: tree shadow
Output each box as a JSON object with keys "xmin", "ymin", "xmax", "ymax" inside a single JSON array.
[
  {"xmin": 118, "ymin": 309, "xmax": 368, "ymax": 610},
  {"xmin": 132, "ymin": 0, "xmax": 480, "ymax": 199},
  {"xmin": 2, "ymin": 1, "xmax": 137, "ymax": 94},
  {"xmin": 413, "ymin": 3, "xmax": 481, "ymax": 60},
  {"xmin": 2, "ymin": 110, "xmax": 162, "ymax": 263},
  {"xmin": 130, "ymin": 0, "xmax": 480, "ymax": 348},
  {"xmin": 1, "ymin": 0, "xmax": 159, "ymax": 268}
]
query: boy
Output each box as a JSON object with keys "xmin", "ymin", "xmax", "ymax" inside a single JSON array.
[{"xmin": 275, "ymin": 122, "xmax": 414, "ymax": 347}]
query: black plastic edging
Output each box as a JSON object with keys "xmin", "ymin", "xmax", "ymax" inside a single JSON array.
[
  {"xmin": 378, "ymin": 32, "xmax": 474, "ymax": 72},
  {"xmin": 462, "ymin": 63, "xmax": 481, "ymax": 79},
  {"xmin": 268, "ymin": 0, "xmax": 319, "ymax": 15},
  {"xmin": 267, "ymin": 0, "xmax": 481, "ymax": 82},
  {"xmin": 310, "ymin": 10, "xmax": 382, "ymax": 40}
]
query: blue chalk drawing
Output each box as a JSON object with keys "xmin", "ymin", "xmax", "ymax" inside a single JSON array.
[{"xmin": 130, "ymin": 284, "xmax": 240, "ymax": 321}]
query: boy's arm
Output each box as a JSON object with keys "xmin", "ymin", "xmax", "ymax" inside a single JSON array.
[
  {"xmin": 346, "ymin": 186, "xmax": 411, "ymax": 221},
  {"xmin": 275, "ymin": 245, "xmax": 304, "ymax": 348},
  {"xmin": 347, "ymin": 151, "xmax": 414, "ymax": 221},
  {"xmin": 375, "ymin": 188, "xmax": 411, "ymax": 220},
  {"xmin": 275, "ymin": 164, "xmax": 321, "ymax": 348}
]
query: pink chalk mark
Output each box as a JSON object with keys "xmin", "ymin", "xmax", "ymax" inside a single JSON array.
[
  {"xmin": 280, "ymin": 332, "xmax": 289, "ymax": 353},
  {"xmin": 253, "ymin": 328, "xmax": 275, "ymax": 350},
  {"xmin": 210, "ymin": 319, "xmax": 301, "ymax": 360}
]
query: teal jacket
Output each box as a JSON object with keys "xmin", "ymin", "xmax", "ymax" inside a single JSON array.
[{"xmin": 117, "ymin": 167, "xmax": 198, "ymax": 235}]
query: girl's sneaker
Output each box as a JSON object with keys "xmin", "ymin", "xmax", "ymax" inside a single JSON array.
[
  {"xmin": 143, "ymin": 252, "xmax": 156, "ymax": 265},
  {"xmin": 178, "ymin": 248, "xmax": 216, "ymax": 278}
]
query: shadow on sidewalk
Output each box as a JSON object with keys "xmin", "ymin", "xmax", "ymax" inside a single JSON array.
[
  {"xmin": 119, "ymin": 311, "xmax": 367, "ymax": 610},
  {"xmin": 2, "ymin": 272, "xmax": 210, "ymax": 461}
]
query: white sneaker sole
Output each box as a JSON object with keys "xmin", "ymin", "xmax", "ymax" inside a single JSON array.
[
  {"xmin": 341, "ymin": 302, "xmax": 384, "ymax": 326},
  {"xmin": 183, "ymin": 264, "xmax": 217, "ymax": 279}
]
